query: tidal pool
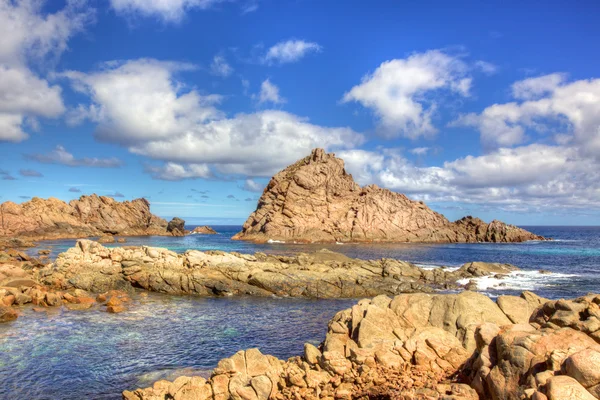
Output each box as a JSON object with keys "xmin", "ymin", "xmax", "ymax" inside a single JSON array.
[{"xmin": 0, "ymin": 293, "xmax": 356, "ymax": 400}]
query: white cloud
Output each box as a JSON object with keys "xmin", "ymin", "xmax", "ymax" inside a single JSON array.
[
  {"xmin": 474, "ymin": 60, "xmax": 498, "ymax": 75},
  {"xmin": 63, "ymin": 59, "xmax": 224, "ymax": 144},
  {"xmin": 25, "ymin": 145, "xmax": 123, "ymax": 168},
  {"xmin": 453, "ymin": 74, "xmax": 600, "ymax": 152},
  {"xmin": 145, "ymin": 162, "xmax": 212, "ymax": 180},
  {"xmin": 65, "ymin": 59, "xmax": 364, "ymax": 177},
  {"xmin": 210, "ymin": 55, "xmax": 233, "ymax": 77},
  {"xmin": 0, "ymin": 113, "xmax": 27, "ymax": 142},
  {"xmin": 338, "ymin": 145, "xmax": 600, "ymax": 211},
  {"xmin": 242, "ymin": 179, "xmax": 263, "ymax": 192},
  {"xmin": 410, "ymin": 147, "xmax": 430, "ymax": 155},
  {"xmin": 110, "ymin": 0, "xmax": 225, "ymax": 22},
  {"xmin": 511, "ymin": 73, "xmax": 566, "ymax": 100},
  {"xmin": 257, "ymin": 79, "xmax": 285, "ymax": 104},
  {"xmin": 0, "ymin": 0, "xmax": 92, "ymax": 142},
  {"xmin": 264, "ymin": 39, "xmax": 322, "ymax": 64},
  {"xmin": 342, "ymin": 50, "xmax": 471, "ymax": 139}
]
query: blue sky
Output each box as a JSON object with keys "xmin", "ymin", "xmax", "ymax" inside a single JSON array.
[{"xmin": 1, "ymin": 0, "xmax": 600, "ymax": 225}]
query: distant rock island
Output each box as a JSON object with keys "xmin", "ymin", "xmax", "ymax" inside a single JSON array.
[
  {"xmin": 233, "ymin": 148, "xmax": 545, "ymax": 243},
  {"xmin": 190, "ymin": 226, "xmax": 217, "ymax": 235},
  {"xmin": 0, "ymin": 194, "xmax": 171, "ymax": 240}
]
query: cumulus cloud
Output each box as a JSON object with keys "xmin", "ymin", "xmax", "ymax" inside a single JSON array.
[
  {"xmin": 210, "ymin": 55, "xmax": 233, "ymax": 77},
  {"xmin": 145, "ymin": 162, "xmax": 212, "ymax": 181},
  {"xmin": 25, "ymin": 145, "xmax": 123, "ymax": 168},
  {"xmin": 0, "ymin": 0, "xmax": 93, "ymax": 142},
  {"xmin": 338, "ymin": 144, "xmax": 600, "ymax": 211},
  {"xmin": 110, "ymin": 0, "xmax": 225, "ymax": 22},
  {"xmin": 242, "ymin": 179, "xmax": 263, "ymax": 192},
  {"xmin": 63, "ymin": 59, "xmax": 224, "ymax": 145},
  {"xmin": 256, "ymin": 79, "xmax": 285, "ymax": 104},
  {"xmin": 452, "ymin": 74, "xmax": 600, "ymax": 152},
  {"xmin": 65, "ymin": 58, "xmax": 363, "ymax": 177},
  {"xmin": 342, "ymin": 50, "xmax": 471, "ymax": 139},
  {"xmin": 68, "ymin": 187, "xmax": 82, "ymax": 193},
  {"xmin": 264, "ymin": 40, "xmax": 322, "ymax": 64},
  {"xmin": 19, "ymin": 169, "xmax": 43, "ymax": 177}
]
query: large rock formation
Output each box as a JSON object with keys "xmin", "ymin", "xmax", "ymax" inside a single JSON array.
[
  {"xmin": 233, "ymin": 148, "xmax": 545, "ymax": 243},
  {"xmin": 125, "ymin": 291, "xmax": 600, "ymax": 400},
  {"xmin": 37, "ymin": 240, "xmax": 517, "ymax": 298},
  {"xmin": 0, "ymin": 194, "xmax": 170, "ymax": 240}
]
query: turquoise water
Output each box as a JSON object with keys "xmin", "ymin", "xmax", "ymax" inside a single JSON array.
[
  {"xmin": 0, "ymin": 294, "xmax": 355, "ymax": 399},
  {"xmin": 5, "ymin": 225, "xmax": 599, "ymax": 399}
]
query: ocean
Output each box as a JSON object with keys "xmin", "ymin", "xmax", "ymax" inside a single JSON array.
[{"xmin": 2, "ymin": 225, "xmax": 598, "ymax": 399}]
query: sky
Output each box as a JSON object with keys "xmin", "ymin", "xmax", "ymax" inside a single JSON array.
[{"xmin": 1, "ymin": 0, "xmax": 599, "ymax": 225}]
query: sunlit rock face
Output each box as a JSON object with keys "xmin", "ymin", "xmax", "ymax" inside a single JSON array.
[
  {"xmin": 0, "ymin": 194, "xmax": 169, "ymax": 240},
  {"xmin": 125, "ymin": 292, "xmax": 600, "ymax": 400},
  {"xmin": 37, "ymin": 240, "xmax": 519, "ymax": 298},
  {"xmin": 233, "ymin": 148, "xmax": 545, "ymax": 244}
]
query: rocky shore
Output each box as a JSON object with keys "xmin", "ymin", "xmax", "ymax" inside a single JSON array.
[
  {"xmin": 0, "ymin": 194, "xmax": 173, "ymax": 241},
  {"xmin": 38, "ymin": 240, "xmax": 518, "ymax": 298},
  {"xmin": 233, "ymin": 149, "xmax": 545, "ymax": 244},
  {"xmin": 124, "ymin": 291, "xmax": 600, "ymax": 400}
]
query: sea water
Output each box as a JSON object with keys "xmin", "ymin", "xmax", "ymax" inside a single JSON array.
[{"xmin": 2, "ymin": 225, "xmax": 598, "ymax": 399}]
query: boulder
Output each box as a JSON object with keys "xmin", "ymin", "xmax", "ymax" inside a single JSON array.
[
  {"xmin": 167, "ymin": 218, "xmax": 186, "ymax": 236},
  {"xmin": 0, "ymin": 305, "xmax": 18, "ymax": 322}
]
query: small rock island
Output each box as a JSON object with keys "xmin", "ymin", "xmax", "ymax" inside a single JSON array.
[{"xmin": 233, "ymin": 149, "xmax": 545, "ymax": 244}]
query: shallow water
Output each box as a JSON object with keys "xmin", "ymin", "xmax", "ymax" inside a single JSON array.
[
  {"xmin": 7, "ymin": 225, "xmax": 600, "ymax": 399},
  {"xmin": 0, "ymin": 294, "xmax": 355, "ymax": 400}
]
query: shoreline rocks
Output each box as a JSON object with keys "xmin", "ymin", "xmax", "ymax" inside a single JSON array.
[
  {"xmin": 38, "ymin": 240, "xmax": 518, "ymax": 299},
  {"xmin": 0, "ymin": 194, "xmax": 180, "ymax": 241},
  {"xmin": 233, "ymin": 148, "xmax": 546, "ymax": 244},
  {"xmin": 124, "ymin": 291, "xmax": 600, "ymax": 400}
]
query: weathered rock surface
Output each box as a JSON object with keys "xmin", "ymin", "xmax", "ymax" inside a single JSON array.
[
  {"xmin": 190, "ymin": 225, "xmax": 217, "ymax": 235},
  {"xmin": 38, "ymin": 240, "xmax": 518, "ymax": 299},
  {"xmin": 124, "ymin": 292, "xmax": 600, "ymax": 400},
  {"xmin": 167, "ymin": 217, "xmax": 186, "ymax": 236},
  {"xmin": 0, "ymin": 194, "xmax": 171, "ymax": 240},
  {"xmin": 129, "ymin": 291, "xmax": 600, "ymax": 400},
  {"xmin": 233, "ymin": 148, "xmax": 545, "ymax": 243}
]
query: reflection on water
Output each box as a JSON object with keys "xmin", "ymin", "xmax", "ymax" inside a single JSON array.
[{"xmin": 0, "ymin": 293, "xmax": 355, "ymax": 400}]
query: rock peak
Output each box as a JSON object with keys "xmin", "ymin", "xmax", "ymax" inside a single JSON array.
[{"xmin": 233, "ymin": 149, "xmax": 545, "ymax": 243}]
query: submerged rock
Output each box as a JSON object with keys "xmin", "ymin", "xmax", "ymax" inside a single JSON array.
[
  {"xmin": 38, "ymin": 240, "xmax": 513, "ymax": 298},
  {"xmin": 233, "ymin": 148, "xmax": 545, "ymax": 244},
  {"xmin": 124, "ymin": 292, "xmax": 600, "ymax": 400}
]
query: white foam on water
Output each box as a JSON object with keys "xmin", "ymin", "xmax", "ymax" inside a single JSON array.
[
  {"xmin": 415, "ymin": 263, "xmax": 461, "ymax": 272},
  {"xmin": 335, "ymin": 242, "xmax": 344, "ymax": 245},
  {"xmin": 457, "ymin": 270, "xmax": 578, "ymax": 291},
  {"xmin": 267, "ymin": 239, "xmax": 285, "ymax": 244}
]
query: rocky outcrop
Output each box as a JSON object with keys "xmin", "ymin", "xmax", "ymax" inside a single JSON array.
[
  {"xmin": 233, "ymin": 148, "xmax": 545, "ymax": 243},
  {"xmin": 190, "ymin": 226, "xmax": 217, "ymax": 235},
  {"xmin": 124, "ymin": 291, "xmax": 600, "ymax": 400},
  {"xmin": 0, "ymin": 194, "xmax": 171, "ymax": 240},
  {"xmin": 167, "ymin": 217, "xmax": 186, "ymax": 236},
  {"xmin": 37, "ymin": 240, "xmax": 515, "ymax": 298}
]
